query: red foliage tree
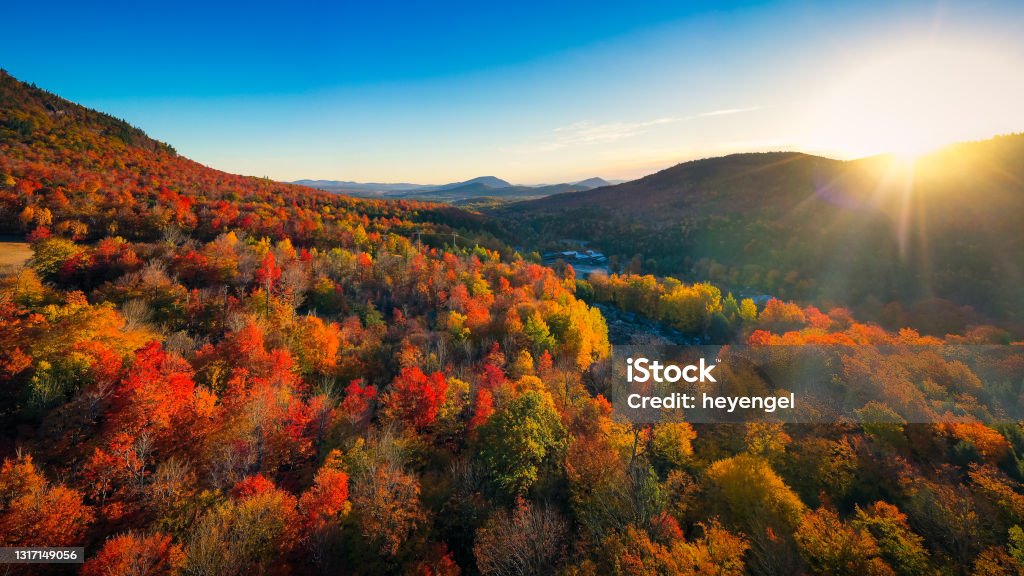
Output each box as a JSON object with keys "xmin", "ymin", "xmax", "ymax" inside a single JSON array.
[
  {"xmin": 299, "ymin": 466, "xmax": 351, "ymax": 533},
  {"xmin": 341, "ymin": 379, "xmax": 377, "ymax": 429},
  {"xmin": 469, "ymin": 388, "xmax": 495, "ymax": 431},
  {"xmin": 387, "ymin": 366, "xmax": 448, "ymax": 430},
  {"xmin": 255, "ymin": 251, "xmax": 282, "ymax": 289},
  {"xmin": 82, "ymin": 532, "xmax": 184, "ymax": 576},
  {"xmin": 108, "ymin": 341, "xmax": 201, "ymax": 444}
]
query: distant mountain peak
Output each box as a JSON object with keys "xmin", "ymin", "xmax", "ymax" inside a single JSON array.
[
  {"xmin": 444, "ymin": 176, "xmax": 512, "ymax": 189},
  {"xmin": 573, "ymin": 177, "xmax": 611, "ymax": 188}
]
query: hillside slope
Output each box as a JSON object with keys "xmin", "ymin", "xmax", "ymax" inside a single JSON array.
[
  {"xmin": 0, "ymin": 70, "xmax": 491, "ymax": 246},
  {"xmin": 3, "ymin": 70, "xmax": 1024, "ymax": 576},
  {"xmin": 0, "ymin": 69, "xmax": 618, "ymax": 574},
  {"xmin": 518, "ymin": 152, "xmax": 842, "ymax": 218},
  {"xmin": 503, "ymin": 140, "xmax": 1024, "ymax": 325}
]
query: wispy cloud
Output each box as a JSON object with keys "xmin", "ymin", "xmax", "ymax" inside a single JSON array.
[
  {"xmin": 694, "ymin": 105, "xmax": 764, "ymax": 118},
  {"xmin": 537, "ymin": 117, "xmax": 679, "ymax": 151},
  {"xmin": 511, "ymin": 105, "xmax": 763, "ymax": 154}
]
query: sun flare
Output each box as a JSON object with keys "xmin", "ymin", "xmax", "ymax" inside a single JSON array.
[{"xmin": 804, "ymin": 43, "xmax": 1021, "ymax": 159}]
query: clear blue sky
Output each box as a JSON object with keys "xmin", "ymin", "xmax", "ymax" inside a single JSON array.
[{"xmin": 5, "ymin": 0, "xmax": 1024, "ymax": 183}]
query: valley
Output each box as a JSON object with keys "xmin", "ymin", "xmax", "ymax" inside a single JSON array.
[{"xmin": 496, "ymin": 141, "xmax": 1024, "ymax": 332}]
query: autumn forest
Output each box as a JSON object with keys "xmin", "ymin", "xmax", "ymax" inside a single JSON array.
[{"xmin": 2, "ymin": 61, "xmax": 1024, "ymax": 576}]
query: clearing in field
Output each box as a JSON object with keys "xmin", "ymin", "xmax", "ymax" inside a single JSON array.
[{"xmin": 0, "ymin": 240, "xmax": 32, "ymax": 270}]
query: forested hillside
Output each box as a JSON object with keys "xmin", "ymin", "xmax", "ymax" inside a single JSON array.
[
  {"xmin": 503, "ymin": 140, "xmax": 1024, "ymax": 331},
  {"xmin": 3, "ymin": 70, "xmax": 1024, "ymax": 575}
]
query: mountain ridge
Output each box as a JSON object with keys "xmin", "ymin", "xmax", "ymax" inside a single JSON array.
[
  {"xmin": 500, "ymin": 137, "xmax": 1024, "ymax": 325},
  {"xmin": 294, "ymin": 174, "xmax": 616, "ymax": 202}
]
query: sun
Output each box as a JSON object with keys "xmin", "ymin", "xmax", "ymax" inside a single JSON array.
[
  {"xmin": 882, "ymin": 133, "xmax": 938, "ymax": 160},
  {"xmin": 888, "ymin": 150, "xmax": 924, "ymax": 172},
  {"xmin": 802, "ymin": 42, "xmax": 1021, "ymax": 159}
]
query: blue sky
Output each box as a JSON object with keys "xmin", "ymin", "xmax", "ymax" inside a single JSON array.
[{"xmin": 5, "ymin": 0, "xmax": 1024, "ymax": 183}]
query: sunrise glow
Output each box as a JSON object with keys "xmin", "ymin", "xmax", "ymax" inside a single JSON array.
[{"xmin": 803, "ymin": 43, "xmax": 1021, "ymax": 160}]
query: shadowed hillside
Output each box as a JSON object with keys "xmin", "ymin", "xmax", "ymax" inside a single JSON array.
[{"xmin": 502, "ymin": 139, "xmax": 1024, "ymax": 328}]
